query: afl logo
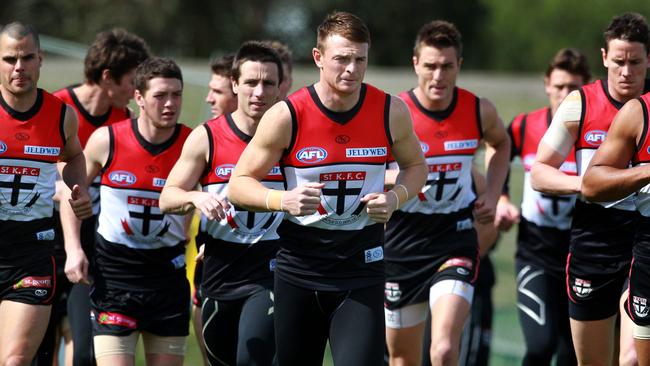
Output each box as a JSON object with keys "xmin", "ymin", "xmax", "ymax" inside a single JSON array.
[
  {"xmin": 584, "ymin": 130, "xmax": 607, "ymax": 146},
  {"xmin": 14, "ymin": 132, "xmax": 29, "ymax": 141},
  {"xmin": 296, "ymin": 147, "xmax": 327, "ymax": 164},
  {"xmin": 0, "ymin": 141, "xmax": 6, "ymax": 154},
  {"xmin": 420, "ymin": 142, "xmax": 429, "ymax": 153},
  {"xmin": 215, "ymin": 164, "xmax": 235, "ymax": 179},
  {"xmin": 108, "ymin": 171, "xmax": 136, "ymax": 186},
  {"xmin": 335, "ymin": 135, "xmax": 350, "ymax": 144}
]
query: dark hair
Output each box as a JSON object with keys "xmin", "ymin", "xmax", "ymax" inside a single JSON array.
[
  {"xmin": 134, "ymin": 57, "xmax": 183, "ymax": 93},
  {"xmin": 545, "ymin": 48, "xmax": 591, "ymax": 83},
  {"xmin": 84, "ymin": 28, "xmax": 150, "ymax": 85},
  {"xmin": 604, "ymin": 12, "xmax": 650, "ymax": 53},
  {"xmin": 414, "ymin": 20, "xmax": 462, "ymax": 58},
  {"xmin": 231, "ymin": 41, "xmax": 283, "ymax": 85},
  {"xmin": 263, "ymin": 40, "xmax": 293, "ymax": 73},
  {"xmin": 210, "ymin": 54, "xmax": 235, "ymax": 78},
  {"xmin": 0, "ymin": 21, "xmax": 40, "ymax": 48},
  {"xmin": 316, "ymin": 11, "xmax": 371, "ymax": 51}
]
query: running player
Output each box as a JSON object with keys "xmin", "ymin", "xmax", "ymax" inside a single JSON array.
[
  {"xmin": 531, "ymin": 13, "xmax": 650, "ymax": 366},
  {"xmin": 160, "ymin": 41, "xmax": 284, "ymax": 366},
  {"xmin": 498, "ymin": 48, "xmax": 591, "ymax": 366},
  {"xmin": 205, "ymin": 54, "xmax": 237, "ymax": 119},
  {"xmin": 383, "ymin": 20, "xmax": 510, "ymax": 366},
  {"xmin": 228, "ymin": 12, "xmax": 427, "ymax": 366},
  {"xmin": 53, "ymin": 28, "xmax": 149, "ymax": 366},
  {"xmin": 0, "ymin": 21, "xmax": 91, "ymax": 365},
  {"xmin": 61, "ymin": 57, "xmax": 192, "ymax": 365}
]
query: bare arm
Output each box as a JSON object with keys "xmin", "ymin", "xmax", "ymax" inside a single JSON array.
[
  {"xmin": 159, "ymin": 126, "xmax": 230, "ymax": 220},
  {"xmin": 475, "ymin": 98, "xmax": 511, "ymax": 224},
  {"xmin": 471, "ymin": 166, "xmax": 499, "ymax": 256},
  {"xmin": 531, "ymin": 91, "xmax": 582, "ymax": 195},
  {"xmin": 228, "ymin": 102, "xmax": 322, "ymax": 215},
  {"xmin": 582, "ymin": 99, "xmax": 649, "ymax": 201},
  {"xmin": 58, "ymin": 105, "xmax": 92, "ymax": 219}
]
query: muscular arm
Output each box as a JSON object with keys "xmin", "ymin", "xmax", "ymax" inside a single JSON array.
[
  {"xmin": 582, "ymin": 99, "xmax": 649, "ymax": 201},
  {"xmin": 159, "ymin": 126, "xmax": 229, "ymax": 220},
  {"xmin": 472, "ymin": 166, "xmax": 499, "ymax": 256},
  {"xmin": 475, "ymin": 98, "xmax": 510, "ymax": 224},
  {"xmin": 531, "ymin": 91, "xmax": 582, "ymax": 195}
]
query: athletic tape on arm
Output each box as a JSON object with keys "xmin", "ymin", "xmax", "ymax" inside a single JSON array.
[{"xmin": 541, "ymin": 92, "xmax": 582, "ymax": 157}]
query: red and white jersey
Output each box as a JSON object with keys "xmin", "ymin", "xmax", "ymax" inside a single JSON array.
[
  {"xmin": 576, "ymin": 80, "xmax": 634, "ymax": 210},
  {"xmin": 282, "ymin": 84, "xmax": 391, "ymax": 231},
  {"xmin": 54, "ymin": 85, "xmax": 131, "ymax": 214},
  {"xmin": 0, "ymin": 89, "xmax": 65, "ymax": 224},
  {"xmin": 393, "ymin": 88, "xmax": 480, "ymax": 214},
  {"xmin": 632, "ymin": 93, "xmax": 650, "ymax": 216},
  {"xmin": 200, "ymin": 114, "xmax": 284, "ymax": 242},
  {"xmin": 510, "ymin": 107, "xmax": 577, "ymax": 229},
  {"xmin": 97, "ymin": 119, "xmax": 191, "ymax": 249}
]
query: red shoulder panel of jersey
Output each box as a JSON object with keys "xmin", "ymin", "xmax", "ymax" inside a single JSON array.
[
  {"xmin": 402, "ymin": 87, "xmax": 481, "ymax": 158},
  {"xmin": 53, "ymin": 86, "xmax": 130, "ymax": 148},
  {"xmin": 200, "ymin": 114, "xmax": 282, "ymax": 185},
  {"xmin": 576, "ymin": 80, "xmax": 620, "ymax": 150},
  {"xmin": 101, "ymin": 119, "xmax": 191, "ymax": 191},
  {"xmin": 283, "ymin": 83, "xmax": 391, "ymax": 167},
  {"xmin": 633, "ymin": 93, "xmax": 650, "ymax": 164},
  {"xmin": 0, "ymin": 89, "xmax": 66, "ymax": 162}
]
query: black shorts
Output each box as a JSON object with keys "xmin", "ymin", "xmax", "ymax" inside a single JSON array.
[
  {"xmin": 626, "ymin": 222, "xmax": 650, "ymax": 326},
  {"xmin": 0, "ymin": 251, "xmax": 56, "ymax": 305},
  {"xmin": 90, "ymin": 280, "xmax": 190, "ymax": 337}
]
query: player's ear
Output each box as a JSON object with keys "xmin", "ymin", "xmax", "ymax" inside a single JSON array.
[{"xmin": 313, "ymin": 47, "xmax": 324, "ymax": 69}]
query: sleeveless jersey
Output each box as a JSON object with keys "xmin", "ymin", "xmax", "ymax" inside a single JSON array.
[
  {"xmin": 510, "ymin": 107, "xmax": 577, "ymax": 229},
  {"xmin": 278, "ymin": 83, "xmax": 392, "ymax": 290},
  {"xmin": 0, "ymin": 89, "xmax": 66, "ymax": 249},
  {"xmin": 54, "ymin": 85, "xmax": 130, "ymax": 214},
  {"xmin": 576, "ymin": 79, "xmax": 635, "ymax": 210},
  {"xmin": 95, "ymin": 119, "xmax": 191, "ymax": 290},
  {"xmin": 632, "ymin": 93, "xmax": 650, "ymax": 216},
  {"xmin": 199, "ymin": 114, "xmax": 283, "ymax": 299}
]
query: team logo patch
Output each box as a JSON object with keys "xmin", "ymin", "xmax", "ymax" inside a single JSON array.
[
  {"xmin": 14, "ymin": 133, "xmax": 29, "ymax": 141},
  {"xmin": 145, "ymin": 165, "xmax": 160, "ymax": 173},
  {"xmin": 364, "ymin": 246, "xmax": 384, "ymax": 263},
  {"xmin": 439, "ymin": 257, "xmax": 473, "ymax": 273},
  {"xmin": 385, "ymin": 282, "xmax": 402, "ymax": 302},
  {"xmin": 634, "ymin": 296, "xmax": 650, "ymax": 318},
  {"xmin": 345, "ymin": 147, "xmax": 387, "ymax": 158},
  {"xmin": 428, "ymin": 162, "xmax": 462, "ymax": 173},
  {"xmin": 572, "ymin": 278, "xmax": 592, "ymax": 298},
  {"xmin": 108, "ymin": 170, "xmax": 136, "ymax": 186},
  {"xmin": 296, "ymin": 147, "xmax": 327, "ymax": 164},
  {"xmin": 584, "ymin": 130, "xmax": 607, "ymax": 146},
  {"xmin": 24, "ymin": 145, "xmax": 60, "ymax": 156},
  {"xmin": 215, "ymin": 164, "xmax": 235, "ymax": 179},
  {"xmin": 121, "ymin": 196, "xmax": 169, "ymax": 240},
  {"xmin": 0, "ymin": 141, "xmax": 7, "ymax": 154},
  {"xmin": 435, "ymin": 131, "xmax": 448, "ymax": 139},
  {"xmin": 152, "ymin": 178, "xmax": 166, "ymax": 187},
  {"xmin": 269, "ymin": 258, "xmax": 277, "ymax": 271},
  {"xmin": 335, "ymin": 135, "xmax": 350, "ymax": 144},
  {"xmin": 36, "ymin": 229, "xmax": 55, "ymax": 241},
  {"xmin": 444, "ymin": 139, "xmax": 478, "ymax": 151},
  {"xmin": 456, "ymin": 218, "xmax": 473, "ymax": 231},
  {"xmin": 34, "ymin": 289, "xmax": 48, "ymax": 297},
  {"xmin": 420, "ymin": 142, "xmax": 429, "ymax": 153},
  {"xmin": 0, "ymin": 165, "xmax": 41, "ymax": 212},
  {"xmin": 170, "ymin": 254, "xmax": 185, "ymax": 269},
  {"xmin": 97, "ymin": 312, "xmax": 137, "ymax": 329},
  {"xmin": 318, "ymin": 171, "xmax": 367, "ymax": 223},
  {"xmin": 268, "ymin": 166, "xmax": 282, "ymax": 176},
  {"xmin": 13, "ymin": 276, "xmax": 52, "ymax": 289}
]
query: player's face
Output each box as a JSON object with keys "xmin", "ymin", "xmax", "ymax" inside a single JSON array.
[
  {"xmin": 135, "ymin": 77, "xmax": 182, "ymax": 129},
  {"xmin": 107, "ymin": 68, "xmax": 136, "ymax": 109},
  {"xmin": 314, "ymin": 35, "xmax": 368, "ymax": 95},
  {"xmin": 602, "ymin": 39, "xmax": 650, "ymax": 101},
  {"xmin": 232, "ymin": 61, "xmax": 280, "ymax": 120},
  {"xmin": 206, "ymin": 73, "xmax": 237, "ymax": 118},
  {"xmin": 544, "ymin": 69, "xmax": 585, "ymax": 113},
  {"xmin": 413, "ymin": 45, "xmax": 461, "ymax": 108},
  {"xmin": 0, "ymin": 34, "xmax": 41, "ymax": 97},
  {"xmin": 278, "ymin": 63, "xmax": 293, "ymax": 100}
]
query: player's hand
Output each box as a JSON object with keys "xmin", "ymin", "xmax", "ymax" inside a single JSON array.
[
  {"xmin": 494, "ymin": 197, "xmax": 520, "ymax": 231},
  {"xmin": 361, "ymin": 192, "xmax": 398, "ymax": 223},
  {"xmin": 196, "ymin": 244, "xmax": 205, "ymax": 262},
  {"xmin": 65, "ymin": 247, "xmax": 90, "ymax": 285},
  {"xmin": 192, "ymin": 192, "xmax": 230, "ymax": 221},
  {"xmin": 69, "ymin": 184, "xmax": 92, "ymax": 219},
  {"xmin": 282, "ymin": 183, "xmax": 324, "ymax": 216},
  {"xmin": 473, "ymin": 194, "xmax": 497, "ymax": 225}
]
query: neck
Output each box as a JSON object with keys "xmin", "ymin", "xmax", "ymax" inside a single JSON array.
[
  {"xmin": 231, "ymin": 109, "xmax": 259, "ymax": 137},
  {"xmin": 74, "ymin": 84, "xmax": 111, "ymax": 115},
  {"xmin": 313, "ymin": 81, "xmax": 361, "ymax": 112},
  {"xmin": 136, "ymin": 117, "xmax": 175, "ymax": 144},
  {"xmin": 413, "ymin": 87, "xmax": 453, "ymax": 111},
  {"xmin": 0, "ymin": 86, "xmax": 37, "ymax": 112}
]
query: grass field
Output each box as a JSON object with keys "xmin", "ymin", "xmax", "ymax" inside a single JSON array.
[{"xmin": 38, "ymin": 57, "xmax": 543, "ymax": 365}]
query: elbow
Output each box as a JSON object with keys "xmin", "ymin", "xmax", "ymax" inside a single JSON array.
[
  {"xmin": 529, "ymin": 163, "xmax": 543, "ymax": 192},
  {"xmin": 158, "ymin": 188, "xmax": 174, "ymax": 214},
  {"xmin": 580, "ymin": 173, "xmax": 598, "ymax": 201}
]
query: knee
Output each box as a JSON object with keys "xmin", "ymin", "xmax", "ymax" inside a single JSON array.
[
  {"xmin": 618, "ymin": 348, "xmax": 637, "ymax": 366},
  {"xmin": 388, "ymin": 353, "xmax": 420, "ymax": 366},
  {"xmin": 429, "ymin": 340, "xmax": 456, "ymax": 366}
]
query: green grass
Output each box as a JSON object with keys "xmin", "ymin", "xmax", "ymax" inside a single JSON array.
[{"xmin": 39, "ymin": 56, "xmax": 538, "ymax": 365}]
